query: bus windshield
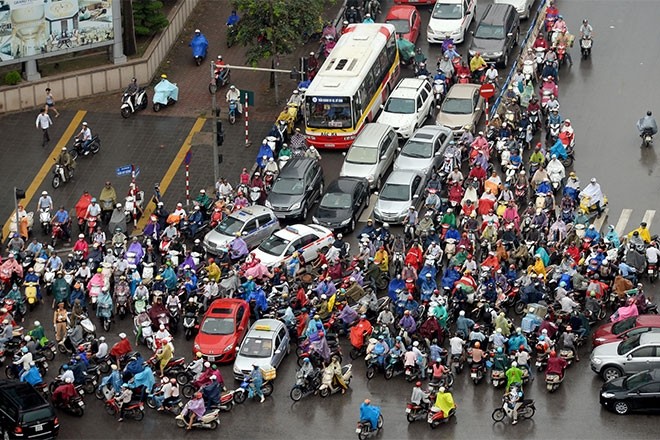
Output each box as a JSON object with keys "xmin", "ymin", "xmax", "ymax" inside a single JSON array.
[{"xmin": 305, "ymin": 97, "xmax": 354, "ymax": 129}]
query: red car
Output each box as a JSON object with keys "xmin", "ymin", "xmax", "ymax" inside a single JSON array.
[
  {"xmin": 592, "ymin": 315, "xmax": 660, "ymax": 347},
  {"xmin": 193, "ymin": 298, "xmax": 250, "ymax": 363},
  {"xmin": 385, "ymin": 5, "xmax": 422, "ymax": 44}
]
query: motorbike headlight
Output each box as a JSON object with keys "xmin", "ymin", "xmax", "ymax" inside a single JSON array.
[
  {"xmin": 223, "ymin": 344, "xmax": 233, "ymax": 353},
  {"xmin": 291, "ymin": 202, "xmax": 301, "ymax": 211},
  {"xmin": 601, "ymin": 392, "xmax": 615, "ymax": 399},
  {"xmin": 265, "ymin": 200, "xmax": 272, "ymax": 208}
]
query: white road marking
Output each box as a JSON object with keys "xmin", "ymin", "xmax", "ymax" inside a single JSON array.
[
  {"xmin": 642, "ymin": 210, "xmax": 656, "ymax": 232},
  {"xmin": 614, "ymin": 209, "xmax": 633, "ymax": 236},
  {"xmin": 593, "ymin": 208, "xmax": 609, "ymax": 232}
]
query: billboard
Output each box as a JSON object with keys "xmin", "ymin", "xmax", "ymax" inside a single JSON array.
[{"xmin": 0, "ymin": 0, "xmax": 115, "ymax": 66}]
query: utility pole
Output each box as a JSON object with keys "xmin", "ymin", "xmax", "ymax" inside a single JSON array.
[{"xmin": 209, "ymin": 62, "xmax": 220, "ymax": 184}]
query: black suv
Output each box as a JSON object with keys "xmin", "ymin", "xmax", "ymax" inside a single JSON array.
[
  {"xmin": 469, "ymin": 4, "xmax": 520, "ymax": 67},
  {"xmin": 265, "ymin": 157, "xmax": 324, "ymax": 220},
  {"xmin": 0, "ymin": 380, "xmax": 59, "ymax": 439}
]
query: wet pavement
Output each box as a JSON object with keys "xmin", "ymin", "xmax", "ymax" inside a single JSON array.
[{"xmin": 2, "ymin": 0, "xmax": 660, "ymax": 438}]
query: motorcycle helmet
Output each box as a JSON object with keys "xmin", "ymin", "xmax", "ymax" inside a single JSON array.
[
  {"xmin": 65, "ymin": 377, "xmax": 73, "ymax": 384},
  {"xmin": 497, "ymin": 347, "xmax": 503, "ymax": 353}
]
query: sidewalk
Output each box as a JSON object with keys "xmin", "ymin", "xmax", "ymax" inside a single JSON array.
[{"xmin": 65, "ymin": 0, "xmax": 344, "ymax": 122}]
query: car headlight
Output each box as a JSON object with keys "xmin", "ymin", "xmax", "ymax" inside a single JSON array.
[
  {"xmin": 312, "ymin": 216, "xmax": 319, "ymax": 224},
  {"xmin": 421, "ymin": 167, "xmax": 429, "ymax": 175},
  {"xmin": 592, "ymin": 358, "xmax": 603, "ymax": 365},
  {"xmin": 265, "ymin": 200, "xmax": 272, "ymax": 208},
  {"xmin": 223, "ymin": 344, "xmax": 233, "ymax": 353},
  {"xmin": 468, "ymin": 49, "xmax": 476, "ymax": 56},
  {"xmin": 595, "ymin": 337, "xmax": 607, "ymax": 342},
  {"xmin": 601, "ymin": 392, "xmax": 615, "ymax": 399},
  {"xmin": 492, "ymin": 51, "xmax": 503, "ymax": 57},
  {"xmin": 193, "ymin": 343, "xmax": 200, "ymax": 350},
  {"xmin": 291, "ymin": 202, "xmax": 301, "ymax": 211},
  {"xmin": 366, "ymin": 174, "xmax": 375, "ymax": 183},
  {"xmin": 340, "ymin": 218, "xmax": 351, "ymax": 226}
]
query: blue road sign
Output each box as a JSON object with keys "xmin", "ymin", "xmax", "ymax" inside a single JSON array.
[{"xmin": 116, "ymin": 165, "xmax": 132, "ymax": 176}]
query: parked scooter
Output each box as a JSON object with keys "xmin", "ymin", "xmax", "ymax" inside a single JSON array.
[
  {"xmin": 153, "ymin": 75, "xmax": 179, "ymax": 112},
  {"xmin": 120, "ymin": 88, "xmax": 148, "ymax": 118}
]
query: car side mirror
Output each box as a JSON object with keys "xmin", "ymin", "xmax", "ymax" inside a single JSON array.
[
  {"xmin": 507, "ymin": 32, "xmax": 514, "ymax": 37},
  {"xmin": 475, "ymin": 107, "xmax": 481, "ymax": 112},
  {"xmin": 434, "ymin": 151, "xmax": 441, "ymax": 156},
  {"xmin": 374, "ymin": 191, "xmax": 379, "ymax": 195},
  {"xmin": 436, "ymin": 105, "xmax": 441, "ymax": 110},
  {"xmin": 626, "ymin": 354, "xmax": 633, "ymax": 361},
  {"xmin": 413, "ymin": 194, "xmax": 419, "ymax": 199},
  {"xmin": 342, "ymin": 152, "xmax": 346, "ymax": 156},
  {"xmin": 235, "ymin": 346, "xmax": 240, "ymax": 351},
  {"xmin": 380, "ymin": 104, "xmax": 384, "ymax": 110},
  {"xmin": 397, "ymin": 147, "xmax": 401, "ymax": 151},
  {"xmin": 470, "ymin": 30, "xmax": 474, "ymax": 35},
  {"xmin": 380, "ymin": 155, "xmax": 387, "ymax": 160},
  {"xmin": 275, "ymin": 349, "xmax": 282, "ymax": 354}
]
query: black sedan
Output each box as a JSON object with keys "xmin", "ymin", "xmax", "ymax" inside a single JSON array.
[
  {"xmin": 600, "ymin": 369, "xmax": 660, "ymax": 415},
  {"xmin": 311, "ymin": 177, "xmax": 369, "ymax": 233}
]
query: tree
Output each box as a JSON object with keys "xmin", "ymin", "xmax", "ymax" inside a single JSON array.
[
  {"xmin": 132, "ymin": 0, "xmax": 169, "ymax": 36},
  {"xmin": 231, "ymin": 0, "xmax": 329, "ymax": 65}
]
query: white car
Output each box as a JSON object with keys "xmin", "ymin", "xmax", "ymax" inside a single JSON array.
[
  {"xmin": 376, "ymin": 78, "xmax": 434, "ymax": 139},
  {"xmin": 232, "ymin": 319, "xmax": 290, "ymax": 380},
  {"xmin": 494, "ymin": 0, "xmax": 534, "ymax": 19},
  {"xmin": 251, "ymin": 224, "xmax": 334, "ymax": 268},
  {"xmin": 427, "ymin": 0, "xmax": 476, "ymax": 44}
]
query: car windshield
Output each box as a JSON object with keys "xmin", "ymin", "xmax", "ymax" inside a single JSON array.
[
  {"xmin": 401, "ymin": 140, "xmax": 432, "ymax": 158},
  {"xmin": 200, "ymin": 317, "xmax": 235, "ymax": 335},
  {"xmin": 214, "ymin": 215, "xmax": 244, "ymax": 235},
  {"xmin": 624, "ymin": 370, "xmax": 653, "ymax": 390},
  {"xmin": 320, "ymin": 192, "xmax": 352, "ymax": 210},
  {"xmin": 611, "ymin": 317, "xmax": 637, "ymax": 335},
  {"xmin": 384, "ymin": 97, "xmax": 415, "ymax": 114},
  {"xmin": 239, "ymin": 337, "xmax": 273, "ymax": 358},
  {"xmin": 345, "ymin": 146, "xmax": 378, "ymax": 164},
  {"xmin": 474, "ymin": 24, "xmax": 505, "ymax": 40},
  {"xmin": 271, "ymin": 177, "xmax": 305, "ymax": 195},
  {"xmin": 258, "ymin": 234, "xmax": 290, "ymax": 256},
  {"xmin": 305, "ymin": 97, "xmax": 353, "ymax": 129},
  {"xmin": 379, "ymin": 183, "xmax": 409, "ymax": 201},
  {"xmin": 441, "ymin": 97, "xmax": 473, "ymax": 115},
  {"xmin": 386, "ymin": 19, "xmax": 410, "ymax": 34},
  {"xmin": 432, "ymin": 3, "xmax": 462, "ymax": 20},
  {"xmin": 617, "ymin": 333, "xmax": 642, "ymax": 355}
]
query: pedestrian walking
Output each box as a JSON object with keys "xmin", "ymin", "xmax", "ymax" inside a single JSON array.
[
  {"xmin": 45, "ymin": 88, "xmax": 60, "ymax": 117},
  {"xmin": 35, "ymin": 107, "xmax": 53, "ymax": 148}
]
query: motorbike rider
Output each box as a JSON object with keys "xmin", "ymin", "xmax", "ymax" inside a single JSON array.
[
  {"xmin": 546, "ymin": 350, "xmax": 568, "ymax": 379},
  {"xmin": 505, "ymin": 361, "xmax": 524, "ymax": 391},
  {"xmin": 506, "ymin": 385, "xmax": 524, "ymax": 425},
  {"xmin": 249, "ymin": 364, "xmax": 266, "ymax": 403},
  {"xmin": 181, "ymin": 391, "xmax": 205, "ymax": 429},
  {"xmin": 56, "ymin": 147, "xmax": 75, "ymax": 180},
  {"xmin": 432, "ymin": 386, "xmax": 456, "ymax": 420},
  {"xmin": 359, "ymin": 399, "xmax": 381, "ymax": 431},
  {"xmin": 469, "ymin": 52, "xmax": 487, "ymax": 81},
  {"xmin": 76, "ymin": 122, "xmax": 93, "ymax": 152},
  {"xmin": 226, "ymin": 85, "xmax": 243, "ymax": 113},
  {"xmin": 579, "ymin": 177, "xmax": 605, "ymax": 215},
  {"xmin": 560, "ymin": 326, "xmax": 580, "ymax": 361},
  {"xmin": 125, "ymin": 77, "xmax": 140, "ymax": 108},
  {"xmin": 637, "ymin": 111, "xmax": 658, "ymax": 139},
  {"xmin": 52, "ymin": 376, "xmax": 79, "ymax": 407},
  {"xmin": 410, "ymin": 381, "xmax": 430, "ymax": 407},
  {"xmin": 52, "ymin": 206, "xmax": 71, "ymax": 242}
]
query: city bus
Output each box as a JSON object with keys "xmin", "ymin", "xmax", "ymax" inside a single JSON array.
[{"xmin": 304, "ymin": 23, "xmax": 401, "ymax": 149}]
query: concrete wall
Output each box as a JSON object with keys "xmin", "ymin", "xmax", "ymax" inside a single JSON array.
[{"xmin": 0, "ymin": 0, "xmax": 200, "ymax": 114}]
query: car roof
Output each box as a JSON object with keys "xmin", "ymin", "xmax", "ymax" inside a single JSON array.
[
  {"xmin": 385, "ymin": 169, "xmax": 422, "ymax": 185},
  {"xmin": 446, "ymin": 83, "xmax": 480, "ymax": 99},
  {"xmin": 386, "ymin": 5, "xmax": 415, "ymax": 19},
  {"xmin": 206, "ymin": 298, "xmax": 248, "ymax": 316},
  {"xmin": 411, "ymin": 125, "xmax": 453, "ymax": 142},
  {"xmin": 0, "ymin": 380, "xmax": 50, "ymax": 410},
  {"xmin": 279, "ymin": 157, "xmax": 316, "ymax": 178},
  {"xmin": 480, "ymin": 3, "xmax": 516, "ymax": 24},
  {"xmin": 229, "ymin": 205, "xmax": 273, "ymax": 220},
  {"xmin": 326, "ymin": 177, "xmax": 367, "ymax": 195},
  {"xmin": 390, "ymin": 78, "xmax": 429, "ymax": 99},
  {"xmin": 636, "ymin": 315, "xmax": 660, "ymax": 327},
  {"xmin": 353, "ymin": 123, "xmax": 392, "ymax": 146},
  {"xmin": 273, "ymin": 224, "xmax": 331, "ymax": 241},
  {"xmin": 246, "ymin": 319, "xmax": 285, "ymax": 338},
  {"xmin": 639, "ymin": 332, "xmax": 660, "ymax": 344}
]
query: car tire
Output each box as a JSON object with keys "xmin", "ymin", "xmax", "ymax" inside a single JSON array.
[
  {"xmin": 301, "ymin": 205, "xmax": 308, "ymax": 221},
  {"xmin": 349, "ymin": 218, "xmax": 356, "ymax": 233},
  {"xmin": 614, "ymin": 401, "xmax": 629, "ymax": 415},
  {"xmin": 602, "ymin": 366, "xmax": 622, "ymax": 381}
]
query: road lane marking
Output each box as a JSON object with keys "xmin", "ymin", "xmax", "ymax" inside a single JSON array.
[
  {"xmin": 593, "ymin": 208, "xmax": 608, "ymax": 232},
  {"xmin": 2, "ymin": 110, "xmax": 86, "ymax": 240},
  {"xmin": 642, "ymin": 210, "xmax": 656, "ymax": 232},
  {"xmin": 135, "ymin": 117, "xmax": 206, "ymax": 232},
  {"xmin": 614, "ymin": 209, "xmax": 633, "ymax": 237}
]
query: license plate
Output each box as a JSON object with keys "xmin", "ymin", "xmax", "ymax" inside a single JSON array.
[
  {"xmin": 208, "ymin": 356, "xmax": 216, "ymax": 361},
  {"xmin": 356, "ymin": 428, "xmax": 362, "ymax": 433},
  {"xmin": 34, "ymin": 425, "xmax": 43, "ymax": 432},
  {"xmin": 535, "ymin": 361, "xmax": 541, "ymax": 366},
  {"xmin": 405, "ymin": 408, "xmax": 412, "ymax": 413},
  {"xmin": 43, "ymin": 362, "xmax": 48, "ymax": 368},
  {"xmin": 649, "ymin": 270, "xmax": 653, "ymax": 274},
  {"xmin": 78, "ymin": 401, "xmax": 84, "ymax": 406},
  {"xmin": 471, "ymin": 372, "xmax": 477, "ymax": 378},
  {"xmin": 51, "ymin": 346, "xmax": 57, "ymax": 352}
]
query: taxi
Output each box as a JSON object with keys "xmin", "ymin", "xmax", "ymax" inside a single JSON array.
[
  {"xmin": 232, "ymin": 319, "xmax": 290, "ymax": 380},
  {"xmin": 251, "ymin": 224, "xmax": 334, "ymax": 268}
]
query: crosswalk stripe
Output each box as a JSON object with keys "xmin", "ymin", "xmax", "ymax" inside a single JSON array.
[
  {"xmin": 642, "ymin": 210, "xmax": 656, "ymax": 232},
  {"xmin": 615, "ymin": 209, "xmax": 633, "ymax": 236},
  {"xmin": 593, "ymin": 208, "xmax": 609, "ymax": 232}
]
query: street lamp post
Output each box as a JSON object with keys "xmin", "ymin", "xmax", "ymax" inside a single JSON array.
[{"xmin": 209, "ymin": 62, "xmax": 220, "ymax": 185}]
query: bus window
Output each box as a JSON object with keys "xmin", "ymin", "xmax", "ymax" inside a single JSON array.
[
  {"xmin": 378, "ymin": 51, "xmax": 389, "ymax": 78},
  {"xmin": 371, "ymin": 58, "xmax": 383, "ymax": 86},
  {"xmin": 386, "ymin": 35, "xmax": 397, "ymax": 64}
]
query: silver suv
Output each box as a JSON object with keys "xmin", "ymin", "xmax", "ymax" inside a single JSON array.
[
  {"xmin": 203, "ymin": 206, "xmax": 279, "ymax": 255},
  {"xmin": 591, "ymin": 332, "xmax": 660, "ymax": 381}
]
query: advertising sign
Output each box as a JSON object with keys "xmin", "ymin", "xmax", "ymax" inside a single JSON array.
[{"xmin": 0, "ymin": 0, "xmax": 115, "ymax": 66}]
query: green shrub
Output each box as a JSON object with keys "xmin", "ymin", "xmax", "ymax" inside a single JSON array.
[{"xmin": 4, "ymin": 70, "xmax": 21, "ymax": 85}]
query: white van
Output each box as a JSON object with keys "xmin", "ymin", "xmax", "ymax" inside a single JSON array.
[{"xmin": 427, "ymin": 0, "xmax": 477, "ymax": 44}]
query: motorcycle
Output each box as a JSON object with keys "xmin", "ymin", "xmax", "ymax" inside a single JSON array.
[
  {"xmin": 72, "ymin": 135, "xmax": 101, "ymax": 158},
  {"xmin": 318, "ymin": 364, "xmax": 352, "ymax": 397},
  {"xmin": 209, "ymin": 67, "xmax": 231, "ymax": 94},
  {"xmin": 470, "ymin": 361, "xmax": 485, "ymax": 384},
  {"xmin": 115, "ymin": 288, "xmax": 129, "ymax": 320},
  {"xmin": 641, "ymin": 128, "xmax": 654, "ymax": 148},
  {"xmin": 39, "ymin": 208, "xmax": 51, "ymax": 235},
  {"xmin": 24, "ymin": 281, "xmax": 39, "ymax": 311},
  {"xmin": 491, "ymin": 395, "xmax": 535, "ymax": 423},
  {"xmin": 104, "ymin": 396, "xmax": 144, "ymax": 421},
  {"xmin": 153, "ymin": 77, "xmax": 179, "ymax": 112},
  {"xmin": 427, "ymin": 406, "xmax": 456, "ymax": 429},
  {"xmin": 120, "ymin": 88, "xmax": 148, "ymax": 118},
  {"xmin": 233, "ymin": 375, "xmax": 274, "ymax": 404},
  {"xmin": 182, "ymin": 311, "xmax": 198, "ymax": 340},
  {"xmin": 290, "ymin": 368, "xmax": 322, "ymax": 401},
  {"xmin": 580, "ymin": 36, "xmax": 592, "ymax": 59},
  {"xmin": 175, "ymin": 408, "xmax": 220, "ymax": 430},
  {"xmin": 97, "ymin": 300, "xmax": 113, "ymax": 332},
  {"xmin": 53, "ymin": 395, "xmax": 85, "ymax": 417},
  {"xmin": 190, "ymin": 32, "xmax": 208, "ymax": 66},
  {"xmin": 384, "ymin": 354, "xmax": 405, "ymax": 380},
  {"xmin": 356, "ymin": 413, "xmax": 383, "ymax": 439},
  {"xmin": 545, "ymin": 372, "xmax": 564, "ymax": 392},
  {"xmin": 134, "ymin": 312, "xmax": 155, "ymax": 350},
  {"xmin": 52, "ymin": 160, "xmax": 74, "ymax": 189},
  {"xmin": 432, "ymin": 78, "xmax": 446, "ymax": 103},
  {"xmin": 228, "ymin": 99, "xmax": 240, "ymax": 125},
  {"xmin": 491, "ymin": 369, "xmax": 505, "ymax": 388},
  {"xmin": 167, "ymin": 303, "xmax": 180, "ymax": 334},
  {"xmin": 405, "ymin": 402, "xmax": 428, "ymax": 423}
]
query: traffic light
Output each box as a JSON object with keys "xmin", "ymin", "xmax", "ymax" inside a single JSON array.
[{"xmin": 14, "ymin": 188, "xmax": 25, "ymax": 200}]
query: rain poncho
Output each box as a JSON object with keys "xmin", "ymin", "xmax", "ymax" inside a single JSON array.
[
  {"xmin": 433, "ymin": 391, "xmax": 455, "ymax": 417},
  {"xmin": 153, "ymin": 79, "xmax": 179, "ymax": 105},
  {"xmin": 359, "ymin": 402, "xmax": 381, "ymax": 429},
  {"xmin": 131, "ymin": 366, "xmax": 155, "ymax": 392},
  {"xmin": 549, "ymin": 139, "xmax": 568, "ymax": 160},
  {"xmin": 637, "ymin": 115, "xmax": 658, "ymax": 135},
  {"xmin": 579, "ymin": 182, "xmax": 605, "ymax": 206}
]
